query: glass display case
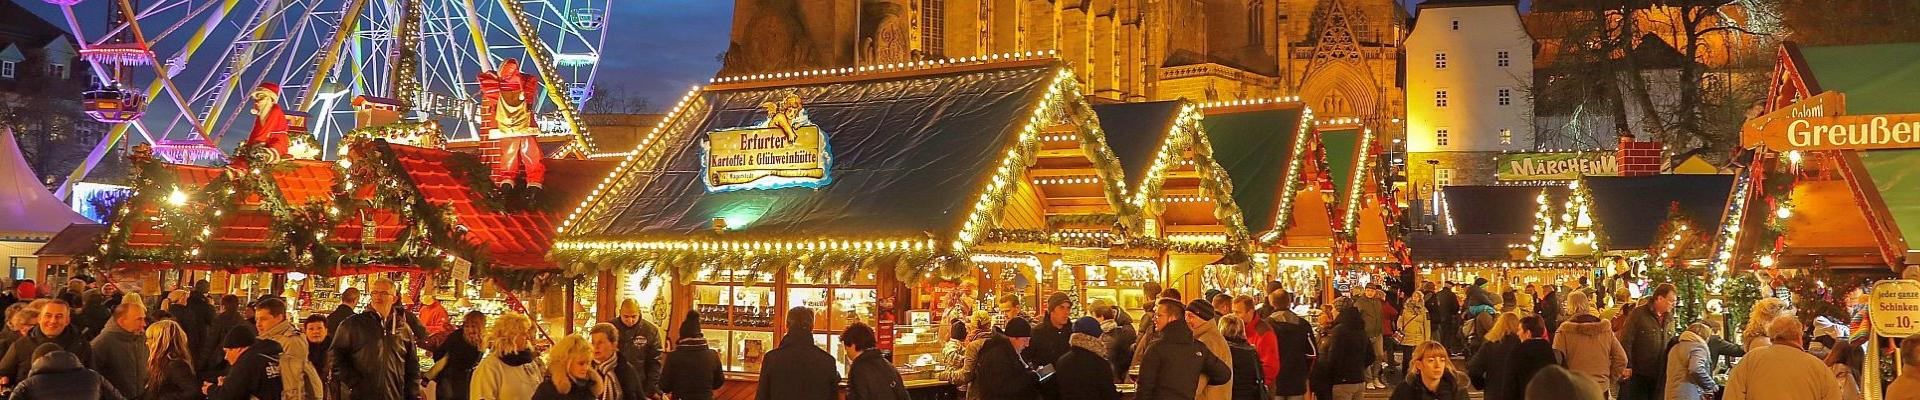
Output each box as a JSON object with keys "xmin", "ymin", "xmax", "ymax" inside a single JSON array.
[
  {"xmin": 891, "ymin": 309, "xmax": 945, "ymax": 380},
  {"xmin": 1085, "ymin": 260, "xmax": 1156, "ymax": 320},
  {"xmin": 788, "ymin": 269, "xmax": 876, "ymax": 377},
  {"xmin": 691, "ymin": 268, "xmax": 778, "ymax": 372}
]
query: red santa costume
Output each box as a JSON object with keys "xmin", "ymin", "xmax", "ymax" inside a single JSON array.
[
  {"xmin": 478, "ymin": 58, "xmax": 545, "ymax": 188},
  {"xmin": 246, "ymin": 82, "xmax": 292, "ymax": 159}
]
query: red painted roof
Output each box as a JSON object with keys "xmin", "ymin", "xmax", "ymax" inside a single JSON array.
[{"xmin": 383, "ymin": 144, "xmax": 557, "ymax": 269}]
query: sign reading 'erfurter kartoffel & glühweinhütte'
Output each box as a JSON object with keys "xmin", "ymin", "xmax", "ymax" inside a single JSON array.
[{"xmin": 701, "ymin": 93, "xmax": 832, "ymax": 192}]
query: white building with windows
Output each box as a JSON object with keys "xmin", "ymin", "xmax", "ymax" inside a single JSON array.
[{"xmin": 1402, "ymin": 0, "xmax": 1534, "ymax": 213}]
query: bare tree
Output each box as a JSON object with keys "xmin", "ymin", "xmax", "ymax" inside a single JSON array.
[
  {"xmin": 0, "ymin": 51, "xmax": 103, "ymax": 186},
  {"xmin": 580, "ymin": 82, "xmax": 654, "ymax": 114}
]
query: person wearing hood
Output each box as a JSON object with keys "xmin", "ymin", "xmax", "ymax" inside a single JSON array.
[
  {"xmin": 1267, "ymin": 291, "xmax": 1314, "ymax": 400},
  {"xmin": 90, "ymin": 301, "xmax": 148, "ymax": 398},
  {"xmin": 1525, "ymin": 365, "xmax": 1605, "ymax": 400},
  {"xmin": 968, "ymin": 316, "xmax": 1041, "ymax": 399},
  {"xmin": 1091, "ymin": 299, "xmax": 1136, "ymax": 382},
  {"xmin": 1312, "ymin": 306, "xmax": 1373, "ymax": 400},
  {"xmin": 472, "ymin": 313, "xmax": 544, "ymax": 400},
  {"xmin": 662, "ymin": 311, "xmax": 722, "ymax": 400},
  {"xmin": 1053, "ymin": 317, "xmax": 1119, "ymax": 400},
  {"xmin": 1219, "ymin": 316, "xmax": 1267, "ymax": 400},
  {"xmin": 1185, "ymin": 300, "xmax": 1233, "ymax": 400},
  {"xmin": 1025, "ymin": 291, "xmax": 1074, "ymax": 369},
  {"xmin": 608, "ymin": 299, "xmax": 663, "ymax": 400},
  {"xmin": 9, "ymin": 344, "xmax": 124, "ymax": 400},
  {"xmin": 1389, "ymin": 341, "xmax": 1470, "ymax": 400},
  {"xmin": 0, "ymin": 300, "xmax": 90, "ymax": 384},
  {"xmin": 1553, "ymin": 291, "xmax": 1628, "ymax": 393},
  {"xmin": 1667, "ymin": 323, "xmax": 1720, "ymax": 400},
  {"xmin": 842, "ymin": 323, "xmax": 910, "ymax": 400},
  {"xmin": 253, "ymin": 297, "xmax": 323, "ymax": 400},
  {"xmin": 754, "ymin": 306, "xmax": 839, "ymax": 400},
  {"xmin": 1137, "ymin": 299, "xmax": 1231, "ymax": 400},
  {"xmin": 208, "ymin": 327, "xmax": 284, "ymax": 400},
  {"xmin": 433, "ymin": 311, "xmax": 486, "ymax": 400}
]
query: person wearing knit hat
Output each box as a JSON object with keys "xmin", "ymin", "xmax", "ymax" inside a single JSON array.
[
  {"xmin": 8, "ymin": 342, "xmax": 121, "ymax": 400},
  {"xmin": 1186, "ymin": 299, "xmax": 1220, "ymax": 321},
  {"xmin": 1025, "ymin": 292, "xmax": 1073, "ymax": 369},
  {"xmin": 1004, "ymin": 316, "xmax": 1033, "ymax": 339},
  {"xmin": 970, "ymin": 316, "xmax": 1041, "ymax": 399},
  {"xmin": 209, "ymin": 325, "xmax": 285, "ymax": 400},
  {"xmin": 1185, "ymin": 299, "xmax": 1233, "ymax": 400},
  {"xmin": 1054, "ymin": 316, "xmax": 1120, "ymax": 400},
  {"xmin": 662, "ymin": 310, "xmax": 723, "ymax": 400}
]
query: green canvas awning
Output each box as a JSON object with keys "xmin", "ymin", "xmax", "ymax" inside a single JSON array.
[
  {"xmin": 1799, "ymin": 43, "xmax": 1920, "ymax": 261},
  {"xmin": 1202, "ymin": 107, "xmax": 1306, "ymax": 233}
]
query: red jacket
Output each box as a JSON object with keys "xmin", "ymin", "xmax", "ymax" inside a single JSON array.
[{"xmin": 1248, "ymin": 318, "xmax": 1281, "ymax": 383}]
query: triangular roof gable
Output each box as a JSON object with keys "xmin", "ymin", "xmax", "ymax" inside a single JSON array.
[
  {"xmin": 1199, "ymin": 101, "xmax": 1320, "ymax": 241},
  {"xmin": 1102, "ymin": 101, "xmax": 1249, "ymax": 244},
  {"xmin": 1321, "ymin": 124, "xmax": 1403, "ymax": 263},
  {"xmin": 0, "ymin": 128, "xmax": 92, "ymax": 237},
  {"xmin": 554, "ymin": 59, "xmax": 1134, "ymax": 272},
  {"xmin": 1582, "ymin": 175, "xmax": 1734, "ymax": 251}
]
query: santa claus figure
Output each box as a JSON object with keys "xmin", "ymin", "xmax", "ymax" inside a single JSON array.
[
  {"xmin": 478, "ymin": 58, "xmax": 545, "ymax": 188},
  {"xmin": 246, "ymin": 82, "xmax": 292, "ymax": 160}
]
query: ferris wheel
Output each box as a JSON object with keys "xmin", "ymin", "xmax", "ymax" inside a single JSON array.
[{"xmin": 45, "ymin": 0, "xmax": 612, "ymax": 196}]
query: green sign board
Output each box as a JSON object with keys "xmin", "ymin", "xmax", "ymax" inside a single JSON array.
[{"xmin": 1495, "ymin": 152, "xmax": 1619, "ymax": 181}]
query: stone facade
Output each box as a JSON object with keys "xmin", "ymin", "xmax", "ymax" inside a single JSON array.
[
  {"xmin": 722, "ymin": 0, "xmax": 1405, "ymax": 120},
  {"xmin": 1405, "ymin": 151, "xmax": 1501, "ymax": 212}
]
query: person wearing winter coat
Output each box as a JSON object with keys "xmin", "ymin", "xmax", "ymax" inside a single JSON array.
[
  {"xmin": 943, "ymin": 312, "xmax": 996, "ymax": 399},
  {"xmin": 1231, "ymin": 296, "xmax": 1279, "ymax": 388},
  {"xmin": 754, "ymin": 306, "xmax": 839, "ymax": 400},
  {"xmin": 967, "ymin": 316, "xmax": 1041, "ymax": 399},
  {"xmin": 1219, "ymin": 316, "xmax": 1266, "ymax": 400},
  {"xmin": 1525, "ymin": 365, "xmax": 1606, "ymax": 400},
  {"xmin": 1667, "ymin": 323, "xmax": 1720, "ymax": 400},
  {"xmin": 208, "ymin": 327, "xmax": 284, "ymax": 400},
  {"xmin": 1267, "ymin": 293, "xmax": 1314, "ymax": 400},
  {"xmin": 199, "ymin": 295, "xmax": 244, "ymax": 379},
  {"xmin": 325, "ymin": 288, "xmax": 358, "ymax": 336},
  {"xmin": 1389, "ymin": 341, "xmax": 1470, "ymax": 400},
  {"xmin": 1311, "ymin": 306, "xmax": 1373, "ymax": 400},
  {"xmin": 1742, "ymin": 297, "xmax": 1792, "ymax": 351},
  {"xmin": 253, "ymin": 297, "xmax": 322, "ymax": 400},
  {"xmin": 1467, "ymin": 313, "xmax": 1522, "ymax": 400},
  {"xmin": 473, "ymin": 313, "xmax": 545, "ymax": 400},
  {"xmin": 8, "ymin": 347, "xmax": 124, "ymax": 400},
  {"xmin": 1183, "ymin": 300, "xmax": 1233, "ymax": 400},
  {"xmin": 179, "ymin": 283, "xmax": 217, "ymax": 373},
  {"xmin": 433, "ymin": 311, "xmax": 487, "ymax": 400},
  {"xmin": 534, "ymin": 334, "xmax": 604, "ymax": 400},
  {"xmin": 1054, "ymin": 317, "xmax": 1120, "ymax": 400},
  {"xmin": 1887, "ymin": 334, "xmax": 1920, "ymax": 400},
  {"xmin": 1396, "ymin": 292, "xmax": 1432, "ymax": 369},
  {"xmin": 89, "ymin": 302, "xmax": 148, "ymax": 399},
  {"xmin": 842, "ymin": 323, "xmax": 910, "ymax": 400},
  {"xmin": 1137, "ymin": 300, "xmax": 1231, "ymax": 400},
  {"xmin": 74, "ymin": 289, "xmax": 110, "ymax": 341},
  {"xmin": 1724, "ymin": 315, "xmax": 1843, "ymax": 400},
  {"xmin": 1618, "ymin": 284, "xmax": 1677, "ymax": 400},
  {"xmin": 1025, "ymin": 292, "xmax": 1074, "ymax": 369},
  {"xmin": 1430, "ymin": 284, "xmax": 1461, "ymax": 351},
  {"xmin": 0, "ymin": 300, "xmax": 89, "ymax": 383},
  {"xmin": 329, "ymin": 278, "xmax": 421, "ymax": 400},
  {"xmin": 1538, "ymin": 285, "xmax": 1563, "ymax": 337},
  {"xmin": 1554, "ymin": 291, "xmax": 1628, "ymax": 393},
  {"xmin": 1091, "ymin": 300, "xmax": 1137, "ymax": 382},
  {"xmin": 1465, "ymin": 279, "xmax": 1496, "ymax": 311},
  {"xmin": 932, "ymin": 318, "xmax": 974, "ymax": 386},
  {"xmin": 143, "ymin": 320, "xmax": 201, "ymax": 400},
  {"xmin": 662, "ymin": 311, "xmax": 723, "ymax": 400},
  {"xmin": 589, "ymin": 323, "xmax": 628, "ymax": 400},
  {"xmin": 608, "ymin": 299, "xmax": 663, "ymax": 400},
  {"xmin": 302, "ymin": 315, "xmax": 330, "ymax": 381}
]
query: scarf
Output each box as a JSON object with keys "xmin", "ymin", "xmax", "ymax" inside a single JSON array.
[
  {"xmin": 595, "ymin": 357, "xmax": 621, "ymax": 400},
  {"xmin": 500, "ymin": 350, "xmax": 536, "ymax": 366}
]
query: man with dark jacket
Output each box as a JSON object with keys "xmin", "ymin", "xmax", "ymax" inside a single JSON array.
[
  {"xmin": 1538, "ymin": 284, "xmax": 1563, "ymax": 337},
  {"xmin": 1268, "ymin": 293, "xmax": 1315, "ymax": 400},
  {"xmin": 756, "ymin": 306, "xmax": 840, "ymax": 400},
  {"xmin": 1054, "ymin": 317, "xmax": 1119, "ymax": 400},
  {"xmin": 1310, "ymin": 306, "xmax": 1372, "ymax": 400},
  {"xmin": 328, "ymin": 277, "xmax": 420, "ymax": 400},
  {"xmin": 1137, "ymin": 299, "xmax": 1231, "ymax": 400},
  {"xmin": 1431, "ymin": 283, "xmax": 1461, "ymax": 352},
  {"xmin": 182, "ymin": 281, "xmax": 217, "ymax": 367},
  {"xmin": 1465, "ymin": 279, "xmax": 1496, "ymax": 312},
  {"xmin": 325, "ymin": 287, "xmax": 360, "ymax": 335},
  {"xmin": 8, "ymin": 347, "xmax": 124, "ymax": 400},
  {"xmin": 210, "ymin": 327, "xmax": 284, "ymax": 400},
  {"xmin": 0, "ymin": 300, "xmax": 91, "ymax": 384},
  {"xmin": 1025, "ymin": 291, "xmax": 1073, "ymax": 369},
  {"xmin": 89, "ymin": 302, "xmax": 148, "ymax": 399},
  {"xmin": 842, "ymin": 323, "xmax": 910, "ymax": 400},
  {"xmin": 1091, "ymin": 300, "xmax": 1136, "ymax": 382},
  {"xmin": 1618, "ymin": 284, "xmax": 1677, "ymax": 400},
  {"xmin": 75, "ymin": 289, "xmax": 111, "ymax": 341},
  {"xmin": 610, "ymin": 299, "xmax": 662, "ymax": 400},
  {"xmin": 969, "ymin": 317, "xmax": 1041, "ymax": 399}
]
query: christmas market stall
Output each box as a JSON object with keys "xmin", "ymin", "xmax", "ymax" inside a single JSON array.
[
  {"xmin": 1197, "ymin": 99, "xmax": 1334, "ymax": 303},
  {"xmin": 1527, "ymin": 174, "xmax": 1733, "ymax": 316},
  {"xmin": 1714, "ymin": 42, "xmax": 1920, "ymax": 399},
  {"xmin": 549, "ymin": 56, "xmax": 1134, "ymax": 397},
  {"xmin": 1092, "ymin": 100, "xmax": 1250, "ymax": 316},
  {"xmin": 1414, "ymin": 185, "xmax": 1593, "ymax": 290},
  {"xmin": 1318, "ymin": 120, "xmax": 1411, "ymax": 292}
]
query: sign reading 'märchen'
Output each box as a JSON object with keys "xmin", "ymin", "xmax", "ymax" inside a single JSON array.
[
  {"xmin": 701, "ymin": 93, "xmax": 832, "ymax": 192},
  {"xmin": 1495, "ymin": 152, "xmax": 1620, "ymax": 181},
  {"xmin": 1869, "ymin": 280, "xmax": 1920, "ymax": 337}
]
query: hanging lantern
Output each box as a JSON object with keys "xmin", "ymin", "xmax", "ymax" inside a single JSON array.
[
  {"xmin": 570, "ymin": 8, "xmax": 604, "ymax": 31},
  {"xmin": 82, "ymin": 82, "xmax": 146, "ymax": 123}
]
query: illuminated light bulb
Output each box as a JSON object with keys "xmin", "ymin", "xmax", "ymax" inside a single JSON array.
[{"xmin": 1775, "ymin": 207, "xmax": 1791, "ymax": 219}]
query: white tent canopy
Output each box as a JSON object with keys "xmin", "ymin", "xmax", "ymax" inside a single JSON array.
[{"xmin": 0, "ymin": 128, "xmax": 93, "ymax": 239}]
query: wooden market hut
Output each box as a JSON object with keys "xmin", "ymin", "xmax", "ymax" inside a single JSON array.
[
  {"xmin": 1529, "ymin": 175, "xmax": 1735, "ymax": 275},
  {"xmin": 548, "ymin": 58, "xmax": 1133, "ymax": 396},
  {"xmin": 1413, "ymin": 185, "xmax": 1591, "ymax": 285},
  {"xmin": 1094, "ymin": 100, "xmax": 1250, "ymax": 308},
  {"xmin": 1196, "ymin": 100, "xmax": 1342, "ymax": 300},
  {"xmin": 1319, "ymin": 121, "xmax": 1408, "ymax": 270}
]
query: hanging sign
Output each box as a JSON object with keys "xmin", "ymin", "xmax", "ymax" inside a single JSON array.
[
  {"xmin": 1495, "ymin": 152, "xmax": 1620, "ymax": 181},
  {"xmin": 1869, "ymin": 279, "xmax": 1920, "ymax": 337},
  {"xmin": 1741, "ymin": 91, "xmax": 1845, "ymax": 147},
  {"xmin": 701, "ymin": 93, "xmax": 832, "ymax": 192},
  {"xmin": 1745, "ymin": 112, "xmax": 1920, "ymax": 152}
]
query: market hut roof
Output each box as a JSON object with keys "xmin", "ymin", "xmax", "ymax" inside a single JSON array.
[
  {"xmin": 554, "ymin": 59, "xmax": 1134, "ymax": 277},
  {"xmin": 1800, "ymin": 43, "xmax": 1920, "ymax": 259},
  {"xmin": 1440, "ymin": 186, "xmax": 1568, "ymax": 235},
  {"xmin": 1096, "ymin": 101, "xmax": 1184, "ymax": 188},
  {"xmin": 1200, "ymin": 102, "xmax": 1318, "ymax": 244},
  {"xmin": 1095, "ymin": 100, "xmax": 1250, "ymax": 249},
  {"xmin": 1583, "ymin": 174, "xmax": 1734, "ymax": 251}
]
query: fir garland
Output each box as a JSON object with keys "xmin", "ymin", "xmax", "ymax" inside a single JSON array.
[{"xmin": 1722, "ymin": 272, "xmax": 1765, "ymax": 337}]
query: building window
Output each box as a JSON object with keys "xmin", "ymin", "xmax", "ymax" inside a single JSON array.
[
  {"xmin": 920, "ymin": 0, "xmax": 945, "ymax": 57},
  {"xmin": 1434, "ymin": 52, "xmax": 1447, "ymax": 69},
  {"xmin": 1435, "ymin": 90, "xmax": 1448, "ymax": 107},
  {"xmin": 1500, "ymin": 129, "xmax": 1513, "ymax": 145},
  {"xmin": 1451, "ymin": 19, "xmax": 1460, "ymax": 31},
  {"xmin": 1436, "ymin": 168, "xmax": 1454, "ymax": 186},
  {"xmin": 0, "ymin": 61, "xmax": 13, "ymax": 78},
  {"xmin": 1497, "ymin": 88, "xmax": 1512, "ymax": 106},
  {"xmin": 51, "ymin": 64, "xmax": 68, "ymax": 79},
  {"xmin": 1436, "ymin": 129, "xmax": 1450, "ymax": 146},
  {"xmin": 1497, "ymin": 50, "xmax": 1511, "ymax": 67}
]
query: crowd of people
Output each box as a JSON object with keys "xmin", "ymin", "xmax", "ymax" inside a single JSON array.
[{"xmin": 5, "ymin": 273, "xmax": 1920, "ymax": 400}]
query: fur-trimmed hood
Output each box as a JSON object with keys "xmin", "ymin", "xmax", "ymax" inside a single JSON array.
[{"xmin": 1069, "ymin": 332, "xmax": 1104, "ymax": 356}]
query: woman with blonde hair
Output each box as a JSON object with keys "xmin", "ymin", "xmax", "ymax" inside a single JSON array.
[
  {"xmin": 145, "ymin": 320, "xmax": 201, "ymax": 400},
  {"xmin": 1742, "ymin": 297, "xmax": 1793, "ymax": 350},
  {"xmin": 473, "ymin": 313, "xmax": 544, "ymax": 400},
  {"xmin": 533, "ymin": 334, "xmax": 601, "ymax": 400},
  {"xmin": 0, "ymin": 303, "xmax": 35, "ymax": 355},
  {"xmin": 1389, "ymin": 341, "xmax": 1470, "ymax": 400},
  {"xmin": 1466, "ymin": 312, "xmax": 1524, "ymax": 400}
]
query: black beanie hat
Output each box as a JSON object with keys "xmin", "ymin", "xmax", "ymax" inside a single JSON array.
[
  {"xmin": 1004, "ymin": 316, "xmax": 1033, "ymax": 338},
  {"xmin": 222, "ymin": 326, "xmax": 257, "ymax": 349},
  {"xmin": 679, "ymin": 310, "xmax": 703, "ymax": 339},
  {"xmin": 1186, "ymin": 299, "xmax": 1219, "ymax": 320}
]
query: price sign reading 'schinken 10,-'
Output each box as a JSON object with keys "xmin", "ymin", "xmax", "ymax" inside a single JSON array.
[
  {"xmin": 701, "ymin": 93, "xmax": 833, "ymax": 192},
  {"xmin": 1869, "ymin": 280, "xmax": 1920, "ymax": 337}
]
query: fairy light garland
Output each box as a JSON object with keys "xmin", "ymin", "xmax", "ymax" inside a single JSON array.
[
  {"xmin": 1126, "ymin": 103, "xmax": 1251, "ymax": 248},
  {"xmin": 709, "ymin": 50, "xmax": 1061, "ymax": 85},
  {"xmin": 1252, "ymin": 104, "xmax": 1318, "ymax": 243},
  {"xmin": 559, "ymin": 86, "xmax": 706, "ymax": 235}
]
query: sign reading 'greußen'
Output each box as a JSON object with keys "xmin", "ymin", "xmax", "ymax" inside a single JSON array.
[{"xmin": 1748, "ymin": 113, "xmax": 1920, "ymax": 152}]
